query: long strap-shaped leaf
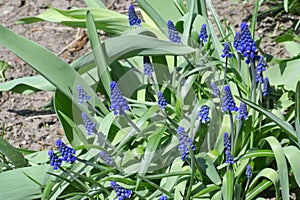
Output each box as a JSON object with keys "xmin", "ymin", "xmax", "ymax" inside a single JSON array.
[{"xmin": 295, "ymin": 81, "xmax": 300, "ymax": 147}]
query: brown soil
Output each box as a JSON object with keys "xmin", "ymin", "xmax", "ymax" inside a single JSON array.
[{"xmin": 0, "ymin": 0, "xmax": 298, "ymax": 151}]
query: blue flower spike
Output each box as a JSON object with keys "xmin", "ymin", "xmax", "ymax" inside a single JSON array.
[
  {"xmin": 221, "ymin": 42, "xmax": 233, "ymax": 59},
  {"xmin": 177, "ymin": 126, "xmax": 195, "ymax": 160},
  {"xmin": 223, "ymin": 132, "xmax": 234, "ymax": 164},
  {"xmin": 110, "ymin": 81, "xmax": 130, "ymax": 115},
  {"xmin": 77, "ymin": 85, "xmax": 91, "ymax": 104},
  {"xmin": 211, "ymin": 82, "xmax": 220, "ymax": 97},
  {"xmin": 128, "ymin": 4, "xmax": 141, "ymax": 27},
  {"xmin": 48, "ymin": 150, "xmax": 62, "ymax": 170},
  {"xmin": 160, "ymin": 195, "xmax": 168, "ymax": 200},
  {"xmin": 167, "ymin": 20, "xmax": 181, "ymax": 43},
  {"xmin": 158, "ymin": 91, "xmax": 168, "ymax": 110},
  {"xmin": 256, "ymin": 56, "xmax": 267, "ymax": 83},
  {"xmin": 100, "ymin": 151, "xmax": 114, "ymax": 166},
  {"xmin": 81, "ymin": 112, "xmax": 97, "ymax": 135},
  {"xmin": 236, "ymin": 102, "xmax": 248, "ymax": 120},
  {"xmin": 222, "ymin": 85, "xmax": 238, "ymax": 113},
  {"xmin": 56, "ymin": 140, "xmax": 76, "ymax": 163},
  {"xmin": 143, "ymin": 56, "xmax": 154, "ymax": 77},
  {"xmin": 246, "ymin": 164, "xmax": 252, "ymax": 179},
  {"xmin": 197, "ymin": 105, "xmax": 210, "ymax": 124},
  {"xmin": 111, "ymin": 181, "xmax": 132, "ymax": 200},
  {"xmin": 263, "ymin": 77, "xmax": 271, "ymax": 96},
  {"xmin": 198, "ymin": 24, "xmax": 208, "ymax": 42}
]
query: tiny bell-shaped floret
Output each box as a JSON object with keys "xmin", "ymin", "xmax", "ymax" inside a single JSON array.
[
  {"xmin": 236, "ymin": 102, "xmax": 248, "ymax": 120},
  {"xmin": 81, "ymin": 112, "xmax": 97, "ymax": 135},
  {"xmin": 197, "ymin": 105, "xmax": 210, "ymax": 124},
  {"xmin": 111, "ymin": 181, "xmax": 132, "ymax": 200},
  {"xmin": 77, "ymin": 85, "xmax": 91, "ymax": 104},
  {"xmin": 223, "ymin": 132, "xmax": 231, "ymax": 150},
  {"xmin": 128, "ymin": 4, "xmax": 141, "ymax": 27},
  {"xmin": 177, "ymin": 126, "xmax": 195, "ymax": 160},
  {"xmin": 263, "ymin": 77, "xmax": 271, "ymax": 96},
  {"xmin": 160, "ymin": 195, "xmax": 168, "ymax": 200},
  {"xmin": 56, "ymin": 140, "xmax": 76, "ymax": 163},
  {"xmin": 221, "ymin": 42, "xmax": 233, "ymax": 59},
  {"xmin": 256, "ymin": 56, "xmax": 267, "ymax": 83},
  {"xmin": 110, "ymin": 81, "xmax": 130, "ymax": 115},
  {"xmin": 143, "ymin": 56, "xmax": 154, "ymax": 77},
  {"xmin": 100, "ymin": 151, "xmax": 114, "ymax": 166},
  {"xmin": 48, "ymin": 150, "xmax": 62, "ymax": 170},
  {"xmin": 246, "ymin": 164, "xmax": 252, "ymax": 179},
  {"xmin": 198, "ymin": 24, "xmax": 208, "ymax": 42},
  {"xmin": 222, "ymin": 85, "xmax": 238, "ymax": 113},
  {"xmin": 158, "ymin": 91, "xmax": 168, "ymax": 110},
  {"xmin": 225, "ymin": 149, "xmax": 234, "ymax": 164},
  {"xmin": 167, "ymin": 20, "xmax": 181, "ymax": 43}
]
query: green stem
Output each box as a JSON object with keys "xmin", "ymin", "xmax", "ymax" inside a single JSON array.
[
  {"xmin": 229, "ymin": 112, "xmax": 235, "ymax": 156},
  {"xmin": 59, "ymin": 166, "xmax": 89, "ymax": 191},
  {"xmin": 186, "ymin": 155, "xmax": 195, "ymax": 200},
  {"xmin": 234, "ymin": 120, "xmax": 242, "ymax": 155},
  {"xmin": 172, "ymin": 55, "xmax": 178, "ymax": 88},
  {"xmin": 124, "ymin": 112, "xmax": 141, "ymax": 133},
  {"xmin": 237, "ymin": 53, "xmax": 241, "ymax": 74},
  {"xmin": 223, "ymin": 56, "xmax": 228, "ymax": 88},
  {"xmin": 250, "ymin": 59, "xmax": 256, "ymax": 102}
]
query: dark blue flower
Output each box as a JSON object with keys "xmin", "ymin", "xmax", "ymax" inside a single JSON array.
[
  {"xmin": 221, "ymin": 42, "xmax": 233, "ymax": 58},
  {"xmin": 110, "ymin": 81, "xmax": 130, "ymax": 115},
  {"xmin": 158, "ymin": 91, "xmax": 168, "ymax": 110},
  {"xmin": 222, "ymin": 85, "xmax": 238, "ymax": 113},
  {"xmin": 197, "ymin": 105, "xmax": 210, "ymax": 124},
  {"xmin": 233, "ymin": 32, "xmax": 241, "ymax": 50},
  {"xmin": 256, "ymin": 56, "xmax": 267, "ymax": 83},
  {"xmin": 81, "ymin": 112, "xmax": 97, "ymax": 135},
  {"xmin": 160, "ymin": 195, "xmax": 168, "ymax": 200},
  {"xmin": 100, "ymin": 151, "xmax": 114, "ymax": 166},
  {"xmin": 143, "ymin": 56, "xmax": 154, "ymax": 77},
  {"xmin": 198, "ymin": 24, "xmax": 208, "ymax": 42},
  {"xmin": 48, "ymin": 150, "xmax": 62, "ymax": 170},
  {"xmin": 77, "ymin": 85, "xmax": 91, "ymax": 104},
  {"xmin": 225, "ymin": 149, "xmax": 234, "ymax": 164},
  {"xmin": 111, "ymin": 181, "xmax": 132, "ymax": 200},
  {"xmin": 128, "ymin": 4, "xmax": 141, "ymax": 27},
  {"xmin": 56, "ymin": 140, "xmax": 76, "ymax": 163},
  {"xmin": 236, "ymin": 102, "xmax": 248, "ymax": 120},
  {"xmin": 177, "ymin": 126, "xmax": 195, "ymax": 160},
  {"xmin": 223, "ymin": 132, "xmax": 231, "ymax": 150},
  {"xmin": 224, "ymin": 132, "xmax": 234, "ymax": 164},
  {"xmin": 263, "ymin": 77, "xmax": 271, "ymax": 96},
  {"xmin": 211, "ymin": 82, "xmax": 220, "ymax": 97},
  {"xmin": 167, "ymin": 20, "xmax": 181, "ymax": 43},
  {"xmin": 236, "ymin": 22, "xmax": 258, "ymax": 64},
  {"xmin": 246, "ymin": 164, "xmax": 252, "ymax": 179}
]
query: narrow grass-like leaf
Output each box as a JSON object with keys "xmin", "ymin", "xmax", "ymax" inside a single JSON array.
[
  {"xmin": 206, "ymin": 0, "xmax": 225, "ymax": 39},
  {"xmin": 250, "ymin": 0, "xmax": 264, "ymax": 38},
  {"xmin": 182, "ymin": 0, "xmax": 195, "ymax": 45},
  {"xmin": 193, "ymin": 184, "xmax": 220, "ymax": 197},
  {"xmin": 238, "ymin": 97, "xmax": 297, "ymax": 143},
  {"xmin": 283, "ymin": 146, "xmax": 300, "ymax": 188},
  {"xmin": 84, "ymin": 0, "xmax": 106, "ymax": 8},
  {"xmin": 284, "ymin": 0, "xmax": 289, "ymax": 12},
  {"xmin": 0, "ymin": 76, "xmax": 55, "ymax": 94},
  {"xmin": 246, "ymin": 180, "xmax": 273, "ymax": 200},
  {"xmin": 239, "ymin": 149, "xmax": 274, "ymax": 160},
  {"xmin": 264, "ymin": 136, "xmax": 289, "ymax": 200},
  {"xmin": 198, "ymin": 153, "xmax": 221, "ymax": 184},
  {"xmin": 86, "ymin": 11, "xmax": 111, "ymax": 96},
  {"xmin": 296, "ymin": 81, "xmax": 300, "ymax": 147},
  {"xmin": 0, "ymin": 137, "xmax": 27, "ymax": 168},
  {"xmin": 41, "ymin": 179, "xmax": 55, "ymax": 200},
  {"xmin": 221, "ymin": 170, "xmax": 234, "ymax": 200}
]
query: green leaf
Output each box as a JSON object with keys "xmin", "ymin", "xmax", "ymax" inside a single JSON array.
[
  {"xmin": 221, "ymin": 170, "xmax": 234, "ymax": 200},
  {"xmin": 238, "ymin": 97, "xmax": 297, "ymax": 143},
  {"xmin": 83, "ymin": 0, "xmax": 106, "ymax": 8},
  {"xmin": 86, "ymin": 11, "xmax": 111, "ymax": 96},
  {"xmin": 0, "ymin": 60, "xmax": 11, "ymax": 82},
  {"xmin": 0, "ymin": 165, "xmax": 50, "ymax": 199},
  {"xmin": 0, "ymin": 76, "xmax": 55, "ymax": 94},
  {"xmin": 0, "ymin": 137, "xmax": 27, "ymax": 168},
  {"xmin": 283, "ymin": 146, "xmax": 300, "ymax": 188},
  {"xmin": 264, "ymin": 136, "xmax": 289, "ymax": 200},
  {"xmin": 17, "ymin": 8, "xmax": 128, "ymax": 35},
  {"xmin": 250, "ymin": 0, "xmax": 264, "ymax": 38},
  {"xmin": 296, "ymin": 81, "xmax": 300, "ymax": 147},
  {"xmin": 206, "ymin": 0, "xmax": 225, "ymax": 39},
  {"xmin": 284, "ymin": 0, "xmax": 289, "ymax": 12},
  {"xmin": 182, "ymin": 0, "xmax": 195, "ymax": 45},
  {"xmin": 198, "ymin": 153, "xmax": 221, "ymax": 184}
]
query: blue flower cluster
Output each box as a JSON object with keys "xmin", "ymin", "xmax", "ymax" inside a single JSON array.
[
  {"xmin": 236, "ymin": 102, "xmax": 248, "ymax": 120},
  {"xmin": 100, "ymin": 151, "xmax": 114, "ymax": 166},
  {"xmin": 199, "ymin": 24, "xmax": 208, "ymax": 42},
  {"xmin": 81, "ymin": 112, "xmax": 96, "ymax": 135},
  {"xmin": 143, "ymin": 56, "xmax": 154, "ymax": 77},
  {"xmin": 158, "ymin": 91, "xmax": 168, "ymax": 110},
  {"xmin": 211, "ymin": 82, "xmax": 220, "ymax": 97},
  {"xmin": 177, "ymin": 126, "xmax": 195, "ymax": 160},
  {"xmin": 197, "ymin": 105, "xmax": 210, "ymax": 124},
  {"xmin": 234, "ymin": 22, "xmax": 258, "ymax": 64},
  {"xmin": 224, "ymin": 132, "xmax": 234, "ymax": 164},
  {"xmin": 111, "ymin": 181, "xmax": 132, "ymax": 200},
  {"xmin": 48, "ymin": 150, "xmax": 62, "ymax": 170},
  {"xmin": 160, "ymin": 195, "xmax": 168, "ymax": 200},
  {"xmin": 77, "ymin": 85, "xmax": 91, "ymax": 104},
  {"xmin": 256, "ymin": 56, "xmax": 267, "ymax": 83},
  {"xmin": 56, "ymin": 139, "xmax": 76, "ymax": 163},
  {"xmin": 263, "ymin": 77, "xmax": 271, "ymax": 96},
  {"xmin": 222, "ymin": 85, "xmax": 238, "ymax": 113},
  {"xmin": 167, "ymin": 20, "xmax": 181, "ymax": 43},
  {"xmin": 110, "ymin": 81, "xmax": 130, "ymax": 115},
  {"xmin": 221, "ymin": 42, "xmax": 233, "ymax": 59},
  {"xmin": 128, "ymin": 4, "xmax": 141, "ymax": 27},
  {"xmin": 246, "ymin": 164, "xmax": 252, "ymax": 179}
]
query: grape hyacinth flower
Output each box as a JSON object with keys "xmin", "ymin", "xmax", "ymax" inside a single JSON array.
[
  {"xmin": 211, "ymin": 82, "xmax": 220, "ymax": 97},
  {"xmin": 233, "ymin": 32, "xmax": 241, "ymax": 50},
  {"xmin": 222, "ymin": 85, "xmax": 238, "ymax": 113},
  {"xmin": 56, "ymin": 140, "xmax": 76, "ymax": 163},
  {"xmin": 128, "ymin": 4, "xmax": 141, "ymax": 27},
  {"xmin": 236, "ymin": 22, "xmax": 258, "ymax": 64},
  {"xmin": 256, "ymin": 56, "xmax": 267, "ymax": 83},
  {"xmin": 224, "ymin": 132, "xmax": 234, "ymax": 164},
  {"xmin": 263, "ymin": 77, "xmax": 271, "ymax": 96},
  {"xmin": 81, "ymin": 112, "xmax": 97, "ymax": 135},
  {"xmin": 143, "ymin": 56, "xmax": 154, "ymax": 77},
  {"xmin": 246, "ymin": 164, "xmax": 252, "ymax": 179},
  {"xmin": 160, "ymin": 195, "xmax": 168, "ymax": 200},
  {"xmin": 77, "ymin": 85, "xmax": 91, "ymax": 104},
  {"xmin": 100, "ymin": 151, "xmax": 114, "ymax": 166},
  {"xmin": 221, "ymin": 42, "xmax": 233, "ymax": 59},
  {"xmin": 236, "ymin": 102, "xmax": 248, "ymax": 120},
  {"xmin": 158, "ymin": 91, "xmax": 168, "ymax": 110},
  {"xmin": 223, "ymin": 132, "xmax": 231, "ymax": 150},
  {"xmin": 197, "ymin": 105, "xmax": 210, "ymax": 124},
  {"xmin": 110, "ymin": 81, "xmax": 130, "ymax": 115},
  {"xmin": 198, "ymin": 24, "xmax": 208, "ymax": 42},
  {"xmin": 177, "ymin": 126, "xmax": 195, "ymax": 160},
  {"xmin": 48, "ymin": 150, "xmax": 62, "ymax": 170},
  {"xmin": 167, "ymin": 20, "xmax": 181, "ymax": 43},
  {"xmin": 111, "ymin": 181, "xmax": 132, "ymax": 200}
]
